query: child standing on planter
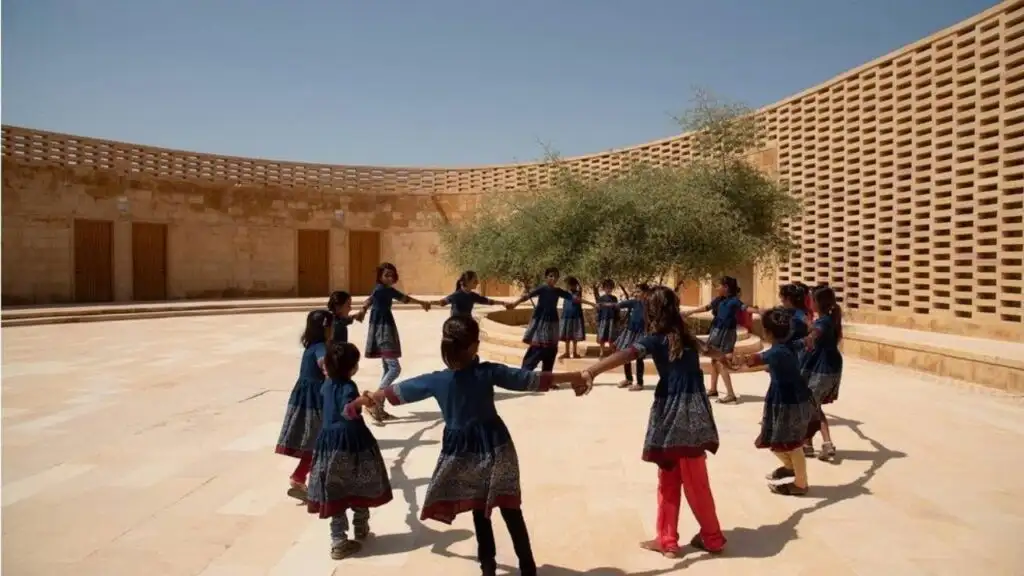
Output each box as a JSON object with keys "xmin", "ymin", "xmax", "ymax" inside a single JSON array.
[
  {"xmin": 558, "ymin": 276, "xmax": 586, "ymax": 359},
  {"xmin": 733, "ymin": 307, "xmax": 820, "ymax": 496},
  {"xmin": 581, "ymin": 286, "xmax": 726, "ymax": 558},
  {"xmin": 307, "ymin": 342, "xmax": 393, "ymax": 560},
  {"xmin": 356, "ymin": 262, "xmax": 432, "ymax": 424},
  {"xmin": 595, "ymin": 279, "xmax": 620, "ymax": 358},
  {"xmin": 275, "ymin": 309, "xmax": 332, "ymax": 502}
]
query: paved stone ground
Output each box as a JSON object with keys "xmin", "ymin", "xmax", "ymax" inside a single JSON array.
[{"xmin": 2, "ymin": 311, "xmax": 1023, "ymax": 576}]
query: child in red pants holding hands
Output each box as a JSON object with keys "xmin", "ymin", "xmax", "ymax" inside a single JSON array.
[{"xmin": 582, "ymin": 285, "xmax": 726, "ymax": 557}]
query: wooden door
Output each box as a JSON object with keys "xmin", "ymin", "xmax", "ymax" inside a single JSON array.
[
  {"xmin": 132, "ymin": 222, "xmax": 168, "ymax": 301},
  {"xmin": 73, "ymin": 219, "xmax": 114, "ymax": 303},
  {"xmin": 348, "ymin": 230, "xmax": 381, "ymax": 295},
  {"xmin": 297, "ymin": 229, "xmax": 330, "ymax": 297}
]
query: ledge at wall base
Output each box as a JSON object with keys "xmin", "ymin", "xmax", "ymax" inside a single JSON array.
[{"xmin": 842, "ymin": 324, "xmax": 1024, "ymax": 394}]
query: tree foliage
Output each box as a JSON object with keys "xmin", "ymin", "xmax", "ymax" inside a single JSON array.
[{"xmin": 439, "ymin": 91, "xmax": 800, "ymax": 296}]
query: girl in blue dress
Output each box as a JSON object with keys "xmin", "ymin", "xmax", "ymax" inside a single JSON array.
[
  {"xmin": 355, "ymin": 262, "xmax": 432, "ymax": 423},
  {"xmin": 604, "ymin": 283, "xmax": 650, "ymax": 391},
  {"xmin": 507, "ymin": 267, "xmax": 590, "ymax": 372},
  {"xmin": 733, "ymin": 307, "xmax": 821, "ymax": 497},
  {"xmin": 275, "ymin": 309, "xmax": 332, "ymax": 502},
  {"xmin": 307, "ymin": 342, "xmax": 393, "ymax": 560},
  {"xmin": 580, "ymin": 286, "xmax": 726, "ymax": 558},
  {"xmin": 595, "ymin": 279, "xmax": 620, "ymax": 357},
  {"xmin": 683, "ymin": 276, "xmax": 745, "ymax": 404},
  {"xmin": 801, "ymin": 285, "xmax": 844, "ymax": 461},
  {"xmin": 348, "ymin": 315, "xmax": 587, "ymax": 576},
  {"xmin": 432, "ymin": 270, "xmax": 503, "ymax": 317},
  {"xmin": 327, "ymin": 290, "xmax": 361, "ymax": 343},
  {"xmin": 558, "ymin": 276, "xmax": 586, "ymax": 359}
]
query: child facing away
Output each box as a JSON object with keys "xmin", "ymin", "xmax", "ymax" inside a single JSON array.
[
  {"xmin": 801, "ymin": 285, "xmax": 844, "ymax": 461},
  {"xmin": 275, "ymin": 309, "xmax": 332, "ymax": 502},
  {"xmin": 594, "ymin": 279, "xmax": 620, "ymax": 357},
  {"xmin": 506, "ymin": 267, "xmax": 594, "ymax": 373},
  {"xmin": 558, "ymin": 276, "xmax": 586, "ymax": 359},
  {"xmin": 306, "ymin": 342, "xmax": 393, "ymax": 560},
  {"xmin": 432, "ymin": 270, "xmax": 504, "ymax": 317},
  {"xmin": 581, "ymin": 286, "xmax": 726, "ymax": 558},
  {"xmin": 347, "ymin": 315, "xmax": 588, "ymax": 576},
  {"xmin": 682, "ymin": 276, "xmax": 746, "ymax": 404},
  {"xmin": 327, "ymin": 290, "xmax": 362, "ymax": 343},
  {"xmin": 599, "ymin": 283, "xmax": 651, "ymax": 391},
  {"xmin": 355, "ymin": 262, "xmax": 432, "ymax": 424},
  {"xmin": 732, "ymin": 307, "xmax": 821, "ymax": 497}
]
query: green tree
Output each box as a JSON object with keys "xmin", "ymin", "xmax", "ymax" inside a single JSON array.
[{"xmin": 438, "ymin": 90, "xmax": 799, "ymax": 298}]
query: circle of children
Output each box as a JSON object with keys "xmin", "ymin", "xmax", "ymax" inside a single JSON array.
[{"xmin": 274, "ymin": 262, "xmax": 844, "ymax": 574}]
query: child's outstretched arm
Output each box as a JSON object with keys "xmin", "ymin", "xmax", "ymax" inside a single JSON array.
[
  {"xmin": 506, "ymin": 287, "xmax": 541, "ymax": 310},
  {"xmin": 488, "ymin": 363, "xmax": 584, "ymax": 394}
]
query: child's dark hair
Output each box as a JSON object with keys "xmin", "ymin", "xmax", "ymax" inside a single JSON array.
[
  {"xmin": 644, "ymin": 285, "xmax": 700, "ymax": 360},
  {"xmin": 778, "ymin": 284, "xmax": 805, "ymax": 310},
  {"xmin": 327, "ymin": 290, "xmax": 352, "ymax": 312},
  {"xmin": 301, "ymin": 309, "xmax": 333, "ymax": 348},
  {"xmin": 600, "ymin": 278, "xmax": 615, "ymax": 291},
  {"xmin": 376, "ymin": 262, "xmax": 399, "ymax": 284},
  {"xmin": 635, "ymin": 282, "xmax": 651, "ymax": 297},
  {"xmin": 813, "ymin": 285, "xmax": 843, "ymax": 341},
  {"xmin": 455, "ymin": 270, "xmax": 478, "ymax": 292},
  {"xmin": 440, "ymin": 315, "xmax": 480, "ymax": 370},
  {"xmin": 565, "ymin": 276, "xmax": 581, "ymax": 294},
  {"xmin": 324, "ymin": 342, "xmax": 361, "ymax": 381},
  {"xmin": 720, "ymin": 276, "xmax": 740, "ymax": 297},
  {"xmin": 544, "ymin": 267, "xmax": 560, "ymax": 278},
  {"xmin": 760, "ymin": 306, "xmax": 794, "ymax": 342}
]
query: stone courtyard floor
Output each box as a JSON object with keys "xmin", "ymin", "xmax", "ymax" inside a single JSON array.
[{"xmin": 2, "ymin": 310, "xmax": 1023, "ymax": 576}]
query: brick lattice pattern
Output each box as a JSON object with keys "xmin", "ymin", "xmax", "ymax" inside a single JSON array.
[{"xmin": 3, "ymin": 1, "xmax": 1023, "ymax": 327}]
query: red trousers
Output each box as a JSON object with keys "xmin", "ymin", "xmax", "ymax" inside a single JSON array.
[
  {"xmin": 290, "ymin": 454, "xmax": 312, "ymax": 484},
  {"xmin": 656, "ymin": 455, "xmax": 726, "ymax": 552}
]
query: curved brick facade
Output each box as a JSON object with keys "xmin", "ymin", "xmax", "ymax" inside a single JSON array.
[{"xmin": 3, "ymin": 1, "xmax": 1023, "ymax": 340}]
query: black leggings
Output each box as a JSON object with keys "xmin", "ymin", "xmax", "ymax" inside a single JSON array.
[
  {"xmin": 624, "ymin": 357, "xmax": 645, "ymax": 384},
  {"xmin": 521, "ymin": 345, "xmax": 556, "ymax": 372},
  {"xmin": 473, "ymin": 508, "xmax": 536, "ymax": 575}
]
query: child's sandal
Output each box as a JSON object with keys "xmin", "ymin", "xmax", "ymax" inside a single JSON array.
[
  {"xmin": 769, "ymin": 483, "xmax": 808, "ymax": 496},
  {"xmin": 818, "ymin": 442, "xmax": 836, "ymax": 461},
  {"xmin": 765, "ymin": 466, "xmax": 795, "ymax": 481},
  {"xmin": 330, "ymin": 539, "xmax": 362, "ymax": 560},
  {"xmin": 617, "ymin": 380, "xmax": 632, "ymax": 389},
  {"xmin": 689, "ymin": 534, "xmax": 724, "ymax": 555},
  {"xmin": 707, "ymin": 390, "xmax": 719, "ymax": 397},
  {"xmin": 716, "ymin": 395, "xmax": 737, "ymax": 404},
  {"xmin": 628, "ymin": 383, "xmax": 644, "ymax": 392},
  {"xmin": 354, "ymin": 525, "xmax": 370, "ymax": 540},
  {"xmin": 286, "ymin": 486, "xmax": 308, "ymax": 502}
]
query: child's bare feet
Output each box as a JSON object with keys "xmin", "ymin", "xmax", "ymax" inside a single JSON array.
[{"xmin": 639, "ymin": 539, "xmax": 679, "ymax": 558}]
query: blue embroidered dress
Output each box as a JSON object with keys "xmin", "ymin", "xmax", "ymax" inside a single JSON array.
[
  {"xmin": 365, "ymin": 284, "xmax": 410, "ymax": 359},
  {"xmin": 522, "ymin": 285, "xmax": 574, "ymax": 347},
  {"xmin": 306, "ymin": 378, "xmax": 393, "ymax": 518},
  {"xmin": 755, "ymin": 343, "xmax": 820, "ymax": 451},
  {"xmin": 595, "ymin": 294, "xmax": 619, "ymax": 343},
  {"xmin": 614, "ymin": 299, "xmax": 646, "ymax": 350},
  {"xmin": 332, "ymin": 316, "xmax": 354, "ymax": 343},
  {"xmin": 441, "ymin": 290, "xmax": 498, "ymax": 317},
  {"xmin": 383, "ymin": 359, "xmax": 556, "ymax": 523},
  {"xmin": 275, "ymin": 342, "xmax": 327, "ymax": 458},
  {"xmin": 707, "ymin": 296, "xmax": 743, "ymax": 354},
  {"xmin": 800, "ymin": 316, "xmax": 843, "ymax": 405},
  {"xmin": 558, "ymin": 290, "xmax": 585, "ymax": 342},
  {"xmin": 629, "ymin": 334, "xmax": 719, "ymax": 465}
]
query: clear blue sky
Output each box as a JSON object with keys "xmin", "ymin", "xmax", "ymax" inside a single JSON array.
[{"xmin": 3, "ymin": 0, "xmax": 997, "ymax": 167}]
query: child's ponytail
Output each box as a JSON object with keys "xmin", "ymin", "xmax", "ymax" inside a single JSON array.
[
  {"xmin": 455, "ymin": 270, "xmax": 476, "ymax": 292},
  {"xmin": 830, "ymin": 303, "xmax": 843, "ymax": 342}
]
